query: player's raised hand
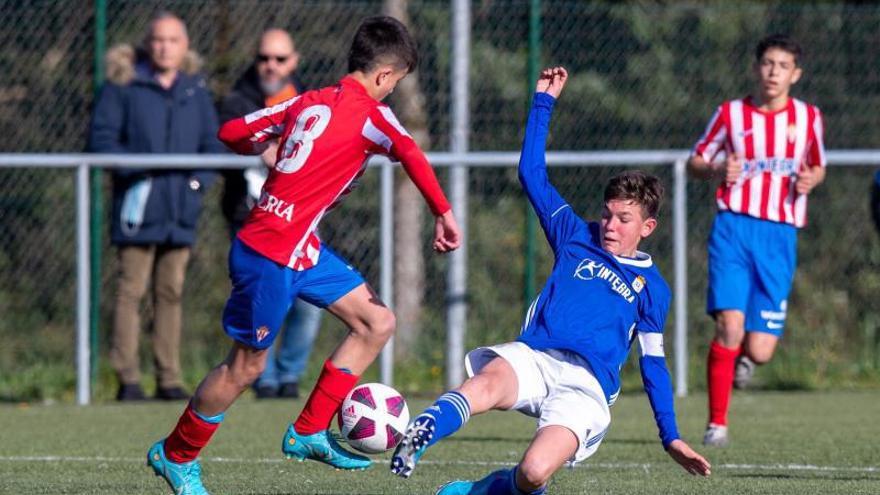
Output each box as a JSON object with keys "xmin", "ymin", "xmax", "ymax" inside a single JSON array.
[
  {"xmin": 536, "ymin": 66, "xmax": 568, "ymax": 99},
  {"xmin": 433, "ymin": 210, "xmax": 461, "ymax": 253},
  {"xmin": 721, "ymin": 152, "xmax": 743, "ymax": 185},
  {"xmin": 666, "ymin": 439, "xmax": 712, "ymax": 477},
  {"xmin": 795, "ymin": 162, "xmax": 822, "ymax": 195}
]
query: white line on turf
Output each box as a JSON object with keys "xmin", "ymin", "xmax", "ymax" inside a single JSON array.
[{"xmin": 0, "ymin": 456, "xmax": 877, "ymax": 474}]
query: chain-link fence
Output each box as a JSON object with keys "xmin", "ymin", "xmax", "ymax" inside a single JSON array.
[{"xmin": 2, "ymin": 1, "xmax": 880, "ymax": 400}]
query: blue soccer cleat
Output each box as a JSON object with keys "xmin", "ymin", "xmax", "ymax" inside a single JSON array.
[
  {"xmin": 435, "ymin": 469, "xmax": 510, "ymax": 495},
  {"xmin": 390, "ymin": 414, "xmax": 436, "ymax": 478},
  {"xmin": 281, "ymin": 424, "xmax": 372, "ymax": 470},
  {"xmin": 146, "ymin": 439, "xmax": 210, "ymax": 495}
]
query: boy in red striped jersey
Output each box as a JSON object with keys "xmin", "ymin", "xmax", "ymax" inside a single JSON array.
[
  {"xmin": 689, "ymin": 34, "xmax": 826, "ymax": 447},
  {"xmin": 146, "ymin": 16, "xmax": 460, "ymax": 494}
]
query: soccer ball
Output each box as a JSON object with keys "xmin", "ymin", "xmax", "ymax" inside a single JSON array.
[{"xmin": 337, "ymin": 382, "xmax": 410, "ymax": 454}]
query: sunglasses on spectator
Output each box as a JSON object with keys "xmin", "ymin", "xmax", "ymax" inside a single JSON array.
[{"xmin": 257, "ymin": 54, "xmax": 290, "ymax": 63}]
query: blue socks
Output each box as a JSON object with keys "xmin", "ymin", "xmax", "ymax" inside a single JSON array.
[{"xmin": 420, "ymin": 391, "xmax": 471, "ymax": 447}]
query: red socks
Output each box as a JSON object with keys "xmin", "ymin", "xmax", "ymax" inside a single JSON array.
[
  {"xmin": 164, "ymin": 403, "xmax": 223, "ymax": 463},
  {"xmin": 293, "ymin": 360, "xmax": 359, "ymax": 435},
  {"xmin": 162, "ymin": 360, "xmax": 357, "ymax": 462},
  {"xmin": 707, "ymin": 341, "xmax": 740, "ymax": 426}
]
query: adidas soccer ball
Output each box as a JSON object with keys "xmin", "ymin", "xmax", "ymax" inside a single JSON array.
[{"xmin": 337, "ymin": 382, "xmax": 410, "ymax": 454}]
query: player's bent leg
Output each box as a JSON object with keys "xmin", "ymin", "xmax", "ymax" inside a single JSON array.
[
  {"xmin": 435, "ymin": 430, "xmax": 572, "ymax": 495},
  {"xmin": 516, "ymin": 425, "xmax": 578, "ymax": 492},
  {"xmin": 735, "ymin": 331, "xmax": 778, "ymax": 389},
  {"xmin": 284, "ymin": 359, "xmax": 371, "ymax": 470},
  {"xmin": 392, "ymin": 357, "xmax": 518, "ymax": 479},
  {"xmin": 284, "ymin": 284, "xmax": 389, "ymax": 470},
  {"xmin": 325, "ymin": 283, "xmax": 396, "ymax": 374},
  {"xmin": 149, "ymin": 342, "xmax": 266, "ymax": 491},
  {"xmin": 743, "ymin": 331, "xmax": 779, "ymax": 364},
  {"xmin": 457, "ymin": 357, "xmax": 519, "ymax": 413},
  {"xmin": 193, "ymin": 342, "xmax": 270, "ymax": 415}
]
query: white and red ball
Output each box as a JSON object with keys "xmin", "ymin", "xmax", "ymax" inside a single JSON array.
[{"xmin": 337, "ymin": 382, "xmax": 410, "ymax": 454}]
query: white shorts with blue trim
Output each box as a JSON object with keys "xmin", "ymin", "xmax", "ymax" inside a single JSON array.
[{"xmin": 465, "ymin": 342, "xmax": 611, "ymax": 463}]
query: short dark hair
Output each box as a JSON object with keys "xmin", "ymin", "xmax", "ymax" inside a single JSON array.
[
  {"xmin": 348, "ymin": 16, "xmax": 419, "ymax": 74},
  {"xmin": 604, "ymin": 170, "xmax": 664, "ymax": 219},
  {"xmin": 755, "ymin": 34, "xmax": 802, "ymax": 65}
]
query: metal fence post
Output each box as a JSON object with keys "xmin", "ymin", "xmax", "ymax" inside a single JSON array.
[
  {"xmin": 76, "ymin": 163, "xmax": 91, "ymax": 405},
  {"xmin": 673, "ymin": 158, "xmax": 688, "ymax": 397},
  {"xmin": 90, "ymin": 0, "xmax": 107, "ymax": 388},
  {"xmin": 446, "ymin": 0, "xmax": 470, "ymax": 388},
  {"xmin": 523, "ymin": 0, "xmax": 541, "ymax": 312},
  {"xmin": 380, "ymin": 159, "xmax": 394, "ymax": 386}
]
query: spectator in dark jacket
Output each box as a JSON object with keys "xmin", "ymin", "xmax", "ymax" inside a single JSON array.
[
  {"xmin": 217, "ymin": 29, "xmax": 321, "ymax": 400},
  {"xmin": 88, "ymin": 11, "xmax": 223, "ymax": 401},
  {"xmin": 218, "ymin": 28, "xmax": 304, "ymax": 229}
]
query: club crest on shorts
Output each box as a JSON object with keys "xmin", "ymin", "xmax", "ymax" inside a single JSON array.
[{"xmin": 256, "ymin": 325, "xmax": 269, "ymax": 342}]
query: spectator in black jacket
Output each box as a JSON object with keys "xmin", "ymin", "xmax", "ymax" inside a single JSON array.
[
  {"xmin": 89, "ymin": 11, "xmax": 222, "ymax": 401},
  {"xmin": 218, "ymin": 28, "xmax": 303, "ymax": 230},
  {"xmin": 218, "ymin": 29, "xmax": 321, "ymax": 399}
]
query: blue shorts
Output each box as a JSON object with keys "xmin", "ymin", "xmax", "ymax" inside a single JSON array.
[
  {"xmin": 707, "ymin": 211, "xmax": 797, "ymax": 336},
  {"xmin": 222, "ymin": 238, "xmax": 365, "ymax": 349}
]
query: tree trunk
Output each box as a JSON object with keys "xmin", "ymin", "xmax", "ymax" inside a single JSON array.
[{"xmin": 383, "ymin": 0, "xmax": 429, "ymax": 360}]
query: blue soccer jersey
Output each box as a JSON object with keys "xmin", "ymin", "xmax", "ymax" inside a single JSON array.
[{"xmin": 517, "ymin": 92, "xmax": 679, "ymax": 448}]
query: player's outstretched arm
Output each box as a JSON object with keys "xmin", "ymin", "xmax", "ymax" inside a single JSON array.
[
  {"xmin": 667, "ymin": 439, "xmax": 711, "ymax": 476},
  {"xmin": 637, "ymin": 313, "xmax": 710, "ymax": 476},
  {"xmin": 370, "ymin": 105, "xmax": 460, "ymax": 253},
  {"xmin": 519, "ymin": 66, "xmax": 582, "ymax": 250}
]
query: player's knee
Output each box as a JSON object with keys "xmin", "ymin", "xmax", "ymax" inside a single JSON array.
[
  {"xmin": 230, "ymin": 353, "xmax": 267, "ymax": 388},
  {"xmin": 714, "ymin": 312, "xmax": 745, "ymax": 345},
  {"xmin": 365, "ymin": 308, "xmax": 396, "ymax": 342},
  {"xmin": 517, "ymin": 457, "xmax": 554, "ymax": 489},
  {"xmin": 746, "ymin": 347, "xmax": 774, "ymax": 364}
]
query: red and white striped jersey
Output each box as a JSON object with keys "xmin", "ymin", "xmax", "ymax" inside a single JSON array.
[
  {"xmin": 218, "ymin": 76, "xmax": 450, "ymax": 270},
  {"xmin": 691, "ymin": 97, "xmax": 826, "ymax": 227}
]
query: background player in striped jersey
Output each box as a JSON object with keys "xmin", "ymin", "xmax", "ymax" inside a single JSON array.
[
  {"xmin": 146, "ymin": 16, "xmax": 460, "ymax": 494},
  {"xmin": 688, "ymin": 34, "xmax": 826, "ymax": 447},
  {"xmin": 390, "ymin": 67, "xmax": 710, "ymax": 495}
]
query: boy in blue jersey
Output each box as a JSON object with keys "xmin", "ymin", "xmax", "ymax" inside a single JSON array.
[{"xmin": 390, "ymin": 67, "xmax": 711, "ymax": 494}]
